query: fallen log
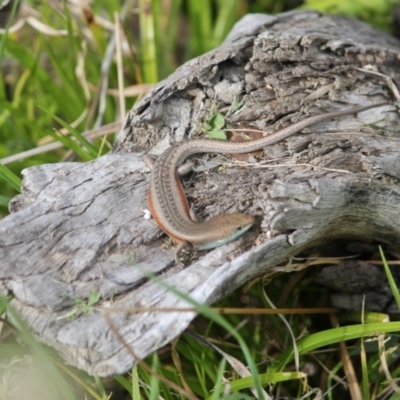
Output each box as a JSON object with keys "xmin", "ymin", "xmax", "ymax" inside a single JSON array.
[{"xmin": 1, "ymin": 10, "xmax": 400, "ymax": 376}]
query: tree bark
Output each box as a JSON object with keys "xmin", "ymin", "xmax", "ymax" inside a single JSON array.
[{"xmin": 1, "ymin": 10, "xmax": 400, "ymax": 376}]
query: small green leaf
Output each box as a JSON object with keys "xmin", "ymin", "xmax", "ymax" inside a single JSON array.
[
  {"xmin": 211, "ymin": 113, "xmax": 225, "ymax": 129},
  {"xmin": 207, "ymin": 130, "xmax": 226, "ymax": 140},
  {"xmin": 87, "ymin": 291, "xmax": 101, "ymax": 307},
  {"xmin": 203, "ymin": 121, "xmax": 212, "ymax": 131}
]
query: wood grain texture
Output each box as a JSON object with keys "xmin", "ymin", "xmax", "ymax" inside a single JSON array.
[{"xmin": 2, "ymin": 10, "xmax": 400, "ymax": 376}]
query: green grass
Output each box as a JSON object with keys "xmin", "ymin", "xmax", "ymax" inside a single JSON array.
[
  {"xmin": 302, "ymin": 0, "xmax": 397, "ymax": 32},
  {"xmin": 1, "ymin": 0, "xmax": 399, "ymax": 399}
]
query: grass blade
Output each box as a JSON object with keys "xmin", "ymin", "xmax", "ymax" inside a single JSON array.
[
  {"xmin": 0, "ymin": 163, "xmax": 21, "ymax": 191},
  {"xmin": 272, "ymin": 321, "xmax": 400, "ymax": 371},
  {"xmin": 379, "ymin": 246, "xmax": 400, "ymax": 310},
  {"xmin": 139, "ymin": 0, "xmax": 158, "ymax": 82},
  {"xmin": 40, "ymin": 107, "xmax": 98, "ymax": 159}
]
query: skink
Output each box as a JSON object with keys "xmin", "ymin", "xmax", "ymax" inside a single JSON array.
[{"xmin": 147, "ymin": 102, "xmax": 387, "ymax": 265}]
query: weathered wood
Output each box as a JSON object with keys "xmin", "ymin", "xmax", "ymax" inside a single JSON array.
[{"xmin": 1, "ymin": 10, "xmax": 400, "ymax": 376}]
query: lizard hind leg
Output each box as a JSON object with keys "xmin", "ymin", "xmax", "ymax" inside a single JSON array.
[{"xmin": 174, "ymin": 241, "xmax": 193, "ymax": 268}]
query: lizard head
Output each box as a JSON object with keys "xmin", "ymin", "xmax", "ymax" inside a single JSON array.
[{"xmin": 194, "ymin": 213, "xmax": 255, "ymax": 250}]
